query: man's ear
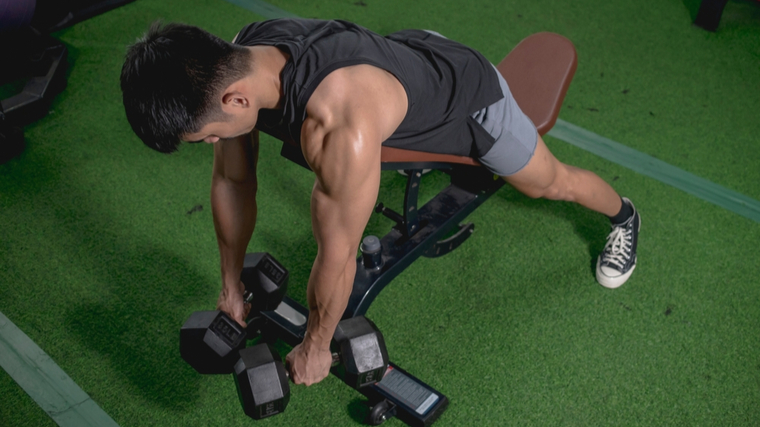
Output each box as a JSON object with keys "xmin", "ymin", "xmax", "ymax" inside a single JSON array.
[{"xmin": 221, "ymin": 90, "xmax": 250, "ymax": 111}]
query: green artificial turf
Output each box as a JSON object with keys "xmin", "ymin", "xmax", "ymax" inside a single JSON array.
[{"xmin": 1, "ymin": 0, "xmax": 759, "ymax": 426}]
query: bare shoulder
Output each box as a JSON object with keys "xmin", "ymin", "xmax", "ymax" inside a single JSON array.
[{"xmin": 300, "ymin": 65, "xmax": 408, "ymax": 165}]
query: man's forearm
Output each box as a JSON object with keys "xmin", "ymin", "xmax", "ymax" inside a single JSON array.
[
  {"xmin": 303, "ymin": 251, "xmax": 356, "ymax": 350},
  {"xmin": 211, "ymin": 176, "xmax": 257, "ymax": 287}
]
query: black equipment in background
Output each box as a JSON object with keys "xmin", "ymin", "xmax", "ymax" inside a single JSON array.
[
  {"xmin": 0, "ymin": 102, "xmax": 25, "ymax": 164},
  {"xmin": 0, "ymin": 0, "xmax": 136, "ymax": 164}
]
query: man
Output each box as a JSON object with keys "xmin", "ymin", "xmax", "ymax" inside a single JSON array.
[{"xmin": 120, "ymin": 18, "xmax": 640, "ymax": 387}]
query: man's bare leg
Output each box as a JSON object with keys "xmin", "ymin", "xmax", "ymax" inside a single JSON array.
[
  {"xmin": 502, "ymin": 134, "xmax": 622, "ymax": 216},
  {"xmin": 501, "ymin": 134, "xmax": 640, "ymax": 289}
]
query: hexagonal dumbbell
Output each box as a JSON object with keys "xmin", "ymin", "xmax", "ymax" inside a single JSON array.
[
  {"xmin": 233, "ymin": 343, "xmax": 291, "ymax": 420},
  {"xmin": 331, "ymin": 316, "xmax": 389, "ymax": 389},
  {"xmin": 180, "ymin": 253, "xmax": 288, "ymax": 374},
  {"xmin": 234, "ymin": 316, "xmax": 389, "ymax": 419}
]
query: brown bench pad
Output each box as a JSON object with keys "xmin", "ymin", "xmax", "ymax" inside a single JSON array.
[{"xmin": 381, "ymin": 32, "xmax": 577, "ymax": 168}]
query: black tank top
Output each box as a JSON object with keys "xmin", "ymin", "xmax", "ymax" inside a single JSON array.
[{"xmin": 234, "ymin": 19, "xmax": 502, "ymax": 158}]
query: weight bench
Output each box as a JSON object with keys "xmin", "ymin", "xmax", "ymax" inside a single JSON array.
[{"xmin": 262, "ymin": 32, "xmax": 577, "ymax": 426}]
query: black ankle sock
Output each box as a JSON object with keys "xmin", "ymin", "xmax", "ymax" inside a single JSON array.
[{"xmin": 608, "ymin": 198, "xmax": 633, "ymax": 224}]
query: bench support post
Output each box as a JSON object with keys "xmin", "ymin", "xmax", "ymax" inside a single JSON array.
[{"xmin": 344, "ymin": 166, "xmax": 503, "ymax": 319}]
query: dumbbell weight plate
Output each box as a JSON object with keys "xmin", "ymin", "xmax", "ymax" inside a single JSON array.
[
  {"xmin": 234, "ymin": 316, "xmax": 388, "ymax": 421},
  {"xmin": 180, "ymin": 310, "xmax": 247, "ymax": 374},
  {"xmin": 241, "ymin": 253, "xmax": 289, "ymax": 315},
  {"xmin": 331, "ymin": 316, "xmax": 389, "ymax": 389},
  {"xmin": 234, "ymin": 344, "xmax": 291, "ymax": 420},
  {"xmin": 180, "ymin": 252, "xmax": 289, "ymax": 374}
]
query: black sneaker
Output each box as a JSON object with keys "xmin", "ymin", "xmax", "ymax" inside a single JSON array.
[{"xmin": 596, "ymin": 198, "xmax": 640, "ymax": 289}]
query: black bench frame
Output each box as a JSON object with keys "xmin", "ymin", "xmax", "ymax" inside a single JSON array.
[{"xmin": 280, "ymin": 142, "xmax": 503, "ymax": 318}]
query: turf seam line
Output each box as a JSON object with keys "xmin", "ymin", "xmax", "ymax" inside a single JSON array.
[
  {"xmin": 0, "ymin": 311, "xmax": 120, "ymax": 427},
  {"xmin": 221, "ymin": 0, "xmax": 298, "ymax": 19},
  {"xmin": 548, "ymin": 119, "xmax": 760, "ymax": 223},
  {"xmin": 222, "ymin": 0, "xmax": 760, "ymax": 223}
]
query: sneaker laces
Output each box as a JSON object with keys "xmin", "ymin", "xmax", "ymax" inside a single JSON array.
[{"xmin": 602, "ymin": 225, "xmax": 632, "ymax": 269}]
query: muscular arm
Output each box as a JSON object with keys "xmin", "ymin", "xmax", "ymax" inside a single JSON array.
[
  {"xmin": 304, "ymin": 125, "xmax": 382, "ymax": 352},
  {"xmin": 211, "ymin": 130, "xmax": 259, "ymax": 325},
  {"xmin": 286, "ymin": 65, "xmax": 407, "ymax": 385}
]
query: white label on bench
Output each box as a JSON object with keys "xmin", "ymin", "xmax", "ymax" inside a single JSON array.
[
  {"xmin": 274, "ymin": 301, "xmax": 307, "ymax": 326},
  {"xmin": 377, "ymin": 367, "xmax": 439, "ymax": 415},
  {"xmin": 416, "ymin": 393, "xmax": 440, "ymax": 415}
]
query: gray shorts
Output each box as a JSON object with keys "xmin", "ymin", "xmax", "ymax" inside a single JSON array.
[
  {"xmin": 471, "ymin": 65, "xmax": 538, "ymax": 176},
  {"xmin": 423, "ymin": 30, "xmax": 538, "ymax": 176}
]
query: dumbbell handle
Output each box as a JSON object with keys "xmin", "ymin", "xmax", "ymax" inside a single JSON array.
[
  {"xmin": 283, "ymin": 352, "xmax": 340, "ymax": 381},
  {"xmin": 242, "ymin": 290, "xmax": 254, "ymax": 304}
]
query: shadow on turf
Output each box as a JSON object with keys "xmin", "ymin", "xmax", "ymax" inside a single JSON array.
[
  {"xmin": 64, "ymin": 246, "xmax": 215, "ymax": 411},
  {"xmin": 9, "ymin": 150, "xmax": 222, "ymax": 410},
  {"xmin": 347, "ymin": 398, "xmax": 371, "ymax": 424},
  {"xmin": 490, "ymin": 184, "xmax": 609, "ymax": 277},
  {"xmin": 682, "ymin": 0, "xmax": 704, "ymax": 21}
]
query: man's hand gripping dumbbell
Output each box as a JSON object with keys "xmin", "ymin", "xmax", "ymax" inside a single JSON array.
[
  {"xmin": 234, "ymin": 315, "xmax": 389, "ymax": 420},
  {"xmin": 180, "ymin": 252, "xmax": 390, "ymax": 420},
  {"xmin": 179, "ymin": 253, "xmax": 288, "ymax": 374}
]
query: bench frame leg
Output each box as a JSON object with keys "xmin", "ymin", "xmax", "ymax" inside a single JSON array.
[{"xmin": 345, "ymin": 165, "xmax": 503, "ymax": 319}]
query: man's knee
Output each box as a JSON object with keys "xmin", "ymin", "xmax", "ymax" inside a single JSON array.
[
  {"xmin": 521, "ymin": 181, "xmax": 565, "ymax": 200},
  {"xmin": 507, "ymin": 163, "xmax": 572, "ymax": 201}
]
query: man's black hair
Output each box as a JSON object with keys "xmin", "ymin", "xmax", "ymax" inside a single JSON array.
[{"xmin": 120, "ymin": 22, "xmax": 252, "ymax": 153}]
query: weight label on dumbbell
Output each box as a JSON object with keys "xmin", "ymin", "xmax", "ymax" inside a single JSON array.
[
  {"xmin": 376, "ymin": 367, "xmax": 439, "ymax": 415},
  {"xmin": 259, "ymin": 401, "xmax": 282, "ymax": 418},
  {"xmin": 261, "ymin": 258, "xmax": 285, "ymax": 283},
  {"xmin": 210, "ymin": 315, "xmax": 242, "ymax": 345}
]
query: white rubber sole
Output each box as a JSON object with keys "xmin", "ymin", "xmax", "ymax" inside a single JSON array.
[{"xmin": 596, "ymin": 256, "xmax": 637, "ymax": 289}]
